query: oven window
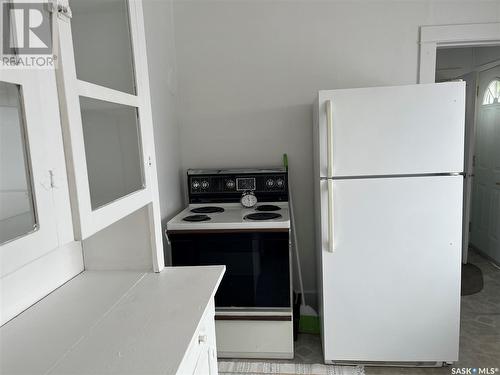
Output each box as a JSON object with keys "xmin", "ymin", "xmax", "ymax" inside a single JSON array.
[{"xmin": 170, "ymin": 232, "xmax": 290, "ymax": 308}]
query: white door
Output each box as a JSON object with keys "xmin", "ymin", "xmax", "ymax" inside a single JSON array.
[
  {"xmin": 55, "ymin": 0, "xmax": 163, "ymax": 270},
  {"xmin": 0, "ymin": 67, "xmax": 78, "ymax": 325},
  {"xmin": 320, "ymin": 176, "xmax": 463, "ymax": 363},
  {"xmin": 461, "ymin": 72, "xmax": 478, "ymax": 264},
  {"xmin": 0, "ymin": 69, "xmax": 73, "ymax": 279},
  {"xmin": 470, "ymin": 64, "xmax": 500, "ymax": 263},
  {"xmin": 316, "ymin": 83, "xmax": 465, "ymax": 178}
]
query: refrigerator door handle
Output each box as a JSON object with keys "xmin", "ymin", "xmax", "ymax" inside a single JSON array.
[
  {"xmin": 326, "ymin": 100, "xmax": 335, "ymax": 252},
  {"xmin": 327, "ymin": 179, "xmax": 335, "ymax": 252}
]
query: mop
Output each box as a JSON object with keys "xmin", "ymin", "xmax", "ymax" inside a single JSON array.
[{"xmin": 283, "ymin": 154, "xmax": 320, "ymax": 334}]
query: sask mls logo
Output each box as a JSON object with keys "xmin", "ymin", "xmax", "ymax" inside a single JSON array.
[
  {"xmin": 452, "ymin": 368, "xmax": 499, "ymax": 374},
  {"xmin": 2, "ymin": 2, "xmax": 52, "ymax": 55}
]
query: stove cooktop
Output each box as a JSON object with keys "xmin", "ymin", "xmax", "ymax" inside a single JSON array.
[
  {"xmin": 255, "ymin": 204, "xmax": 281, "ymax": 212},
  {"xmin": 244, "ymin": 212, "xmax": 282, "ymax": 221},
  {"xmin": 190, "ymin": 206, "xmax": 225, "ymax": 214},
  {"xmin": 167, "ymin": 202, "xmax": 290, "ymax": 231},
  {"xmin": 182, "ymin": 214, "xmax": 211, "ymax": 222}
]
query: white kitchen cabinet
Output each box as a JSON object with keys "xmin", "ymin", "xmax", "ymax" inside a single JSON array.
[
  {"xmin": 177, "ymin": 300, "xmax": 218, "ymax": 375},
  {"xmin": 2, "ymin": 0, "xmax": 164, "ymax": 326},
  {"xmin": 0, "ymin": 266, "xmax": 225, "ymax": 375}
]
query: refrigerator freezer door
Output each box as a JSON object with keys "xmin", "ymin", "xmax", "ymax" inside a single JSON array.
[
  {"xmin": 316, "ymin": 82, "xmax": 465, "ymax": 178},
  {"xmin": 319, "ymin": 175, "xmax": 462, "ymax": 363}
]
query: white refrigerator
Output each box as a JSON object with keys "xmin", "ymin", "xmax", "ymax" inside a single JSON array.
[{"xmin": 313, "ymin": 82, "xmax": 465, "ymax": 366}]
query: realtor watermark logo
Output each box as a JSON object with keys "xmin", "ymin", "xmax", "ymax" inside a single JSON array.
[
  {"xmin": 1, "ymin": 1, "xmax": 56, "ymax": 68},
  {"xmin": 451, "ymin": 368, "xmax": 499, "ymax": 374}
]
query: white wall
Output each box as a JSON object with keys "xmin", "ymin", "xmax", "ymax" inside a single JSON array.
[
  {"xmin": 143, "ymin": 0, "xmax": 183, "ymax": 264},
  {"xmin": 173, "ymin": 1, "xmax": 500, "ymax": 305}
]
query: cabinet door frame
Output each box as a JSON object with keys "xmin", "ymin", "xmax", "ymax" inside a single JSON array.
[
  {"xmin": 0, "ymin": 69, "xmax": 74, "ymax": 277},
  {"xmin": 55, "ymin": 0, "xmax": 163, "ymax": 270}
]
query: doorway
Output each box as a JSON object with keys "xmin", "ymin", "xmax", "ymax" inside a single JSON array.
[
  {"xmin": 436, "ymin": 46, "xmax": 500, "ymax": 267},
  {"xmin": 470, "ymin": 65, "xmax": 500, "ymax": 265}
]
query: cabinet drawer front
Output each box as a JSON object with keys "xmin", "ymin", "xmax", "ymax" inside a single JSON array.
[{"xmin": 177, "ymin": 300, "xmax": 217, "ymax": 375}]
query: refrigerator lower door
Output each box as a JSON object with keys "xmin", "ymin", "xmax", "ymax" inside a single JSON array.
[{"xmin": 320, "ymin": 175, "xmax": 462, "ymax": 363}]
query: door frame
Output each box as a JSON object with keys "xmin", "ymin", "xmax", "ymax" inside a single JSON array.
[
  {"xmin": 418, "ymin": 22, "xmax": 500, "ymax": 263},
  {"xmin": 419, "ymin": 23, "xmax": 500, "ymax": 84}
]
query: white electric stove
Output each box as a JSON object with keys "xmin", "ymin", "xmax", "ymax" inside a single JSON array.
[{"xmin": 166, "ymin": 168, "xmax": 294, "ymax": 359}]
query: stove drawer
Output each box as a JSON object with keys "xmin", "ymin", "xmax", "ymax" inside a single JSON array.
[{"xmin": 216, "ymin": 318, "xmax": 294, "ymax": 359}]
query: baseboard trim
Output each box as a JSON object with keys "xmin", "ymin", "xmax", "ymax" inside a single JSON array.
[
  {"xmin": 218, "ymin": 352, "xmax": 294, "ymax": 359},
  {"xmin": 326, "ymin": 360, "xmax": 446, "ymax": 367},
  {"xmin": 469, "ymin": 244, "xmax": 500, "ymax": 267}
]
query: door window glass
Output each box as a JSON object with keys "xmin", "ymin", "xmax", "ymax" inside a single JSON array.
[
  {"xmin": 482, "ymin": 79, "xmax": 500, "ymax": 105},
  {"xmin": 71, "ymin": 0, "xmax": 136, "ymax": 94},
  {"xmin": 0, "ymin": 82, "xmax": 37, "ymax": 244},
  {"xmin": 79, "ymin": 96, "xmax": 144, "ymax": 210}
]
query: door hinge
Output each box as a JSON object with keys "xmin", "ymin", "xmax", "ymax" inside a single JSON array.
[
  {"xmin": 49, "ymin": 170, "xmax": 56, "ymax": 189},
  {"xmin": 472, "ymin": 155, "xmax": 476, "ymax": 167},
  {"xmin": 476, "ymin": 85, "xmax": 479, "ymax": 97},
  {"xmin": 469, "ymin": 222, "xmax": 472, "ymax": 233},
  {"xmin": 47, "ymin": 0, "xmax": 72, "ymax": 19},
  {"xmin": 40, "ymin": 170, "xmax": 57, "ymax": 190}
]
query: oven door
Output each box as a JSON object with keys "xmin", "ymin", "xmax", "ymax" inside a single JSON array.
[{"xmin": 169, "ymin": 231, "xmax": 290, "ymax": 308}]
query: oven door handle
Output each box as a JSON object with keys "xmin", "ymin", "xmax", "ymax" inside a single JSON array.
[{"xmin": 326, "ymin": 100, "xmax": 335, "ymax": 253}]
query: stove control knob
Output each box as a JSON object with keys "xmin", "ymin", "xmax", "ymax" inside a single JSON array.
[
  {"xmin": 201, "ymin": 180, "xmax": 209, "ymax": 189},
  {"xmin": 266, "ymin": 179, "xmax": 275, "ymax": 188},
  {"xmin": 226, "ymin": 179, "xmax": 235, "ymax": 189},
  {"xmin": 192, "ymin": 180, "xmax": 200, "ymax": 189},
  {"xmin": 276, "ymin": 178, "xmax": 284, "ymax": 187}
]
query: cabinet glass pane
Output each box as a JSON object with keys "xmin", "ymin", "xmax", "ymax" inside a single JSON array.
[
  {"xmin": 0, "ymin": 82, "xmax": 37, "ymax": 244},
  {"xmin": 71, "ymin": 0, "xmax": 136, "ymax": 94},
  {"xmin": 80, "ymin": 96, "xmax": 144, "ymax": 210}
]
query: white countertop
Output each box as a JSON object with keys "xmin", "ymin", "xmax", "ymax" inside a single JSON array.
[
  {"xmin": 167, "ymin": 202, "xmax": 291, "ymax": 231},
  {"xmin": 0, "ymin": 266, "xmax": 225, "ymax": 375}
]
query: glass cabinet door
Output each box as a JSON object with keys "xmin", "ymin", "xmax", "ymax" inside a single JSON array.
[
  {"xmin": 0, "ymin": 69, "xmax": 73, "ymax": 278},
  {"xmin": 56, "ymin": 0, "xmax": 163, "ymax": 270},
  {"xmin": 69, "ymin": 0, "xmax": 146, "ymax": 214}
]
